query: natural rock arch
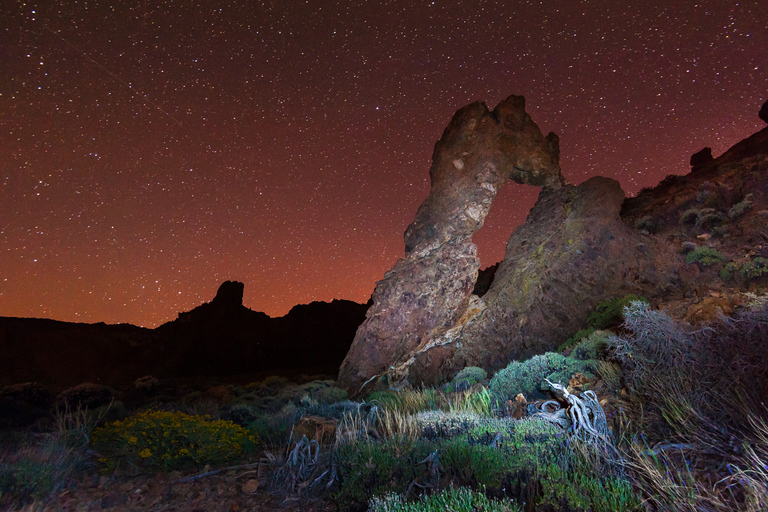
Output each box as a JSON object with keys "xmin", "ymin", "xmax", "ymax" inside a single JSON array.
[{"xmin": 337, "ymin": 95, "xmax": 566, "ymax": 395}]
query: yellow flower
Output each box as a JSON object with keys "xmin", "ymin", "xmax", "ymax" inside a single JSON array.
[
  {"xmin": 139, "ymin": 448, "xmax": 152, "ymax": 458},
  {"xmin": 128, "ymin": 436, "xmax": 138, "ymax": 444}
]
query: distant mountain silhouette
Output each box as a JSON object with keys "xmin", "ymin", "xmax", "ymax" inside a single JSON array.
[{"xmin": 0, "ymin": 281, "xmax": 370, "ymax": 390}]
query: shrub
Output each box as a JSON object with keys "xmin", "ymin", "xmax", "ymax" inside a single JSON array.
[
  {"xmin": 570, "ymin": 330, "xmax": 610, "ymax": 361},
  {"xmin": 720, "ymin": 261, "xmax": 740, "ymax": 282},
  {"xmin": 413, "ymin": 411, "xmax": 483, "ymax": 440},
  {"xmin": 634, "ymin": 216, "xmax": 656, "ymax": 233},
  {"xmin": 587, "ymin": 294, "xmax": 650, "ymax": 330},
  {"xmin": 91, "ymin": 409, "xmax": 258, "ymax": 472},
  {"xmin": 247, "ymin": 403, "xmax": 300, "ymax": 445},
  {"xmin": 560, "ymin": 326, "xmax": 597, "ymax": 352},
  {"xmin": 695, "ymin": 208, "xmax": 727, "ymax": 229},
  {"xmin": 446, "ymin": 366, "xmax": 488, "ymax": 392},
  {"xmin": 684, "ymin": 246, "xmax": 727, "ymax": 266},
  {"xmin": 369, "ymin": 487, "xmax": 520, "ymax": 512},
  {"xmin": 489, "ymin": 352, "xmax": 596, "ymax": 399},
  {"xmin": 335, "ymin": 437, "xmax": 438, "ymax": 512},
  {"xmin": 680, "ymin": 209, "xmax": 700, "ymax": 225},
  {"xmin": 741, "ymin": 257, "xmax": 768, "ymax": 280},
  {"xmin": 0, "ymin": 435, "xmax": 88, "ymax": 506},
  {"xmin": 728, "ymin": 195, "xmax": 753, "ymax": 219},
  {"xmin": 56, "ymin": 383, "xmax": 116, "ymax": 410}
]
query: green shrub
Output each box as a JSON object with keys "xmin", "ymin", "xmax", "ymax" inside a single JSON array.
[
  {"xmin": 413, "ymin": 411, "xmax": 483, "ymax": 440},
  {"xmin": 446, "ymin": 366, "xmax": 488, "ymax": 392},
  {"xmin": 247, "ymin": 403, "xmax": 299, "ymax": 445},
  {"xmin": 369, "ymin": 486, "xmax": 520, "ymax": 512},
  {"xmin": 336, "ymin": 437, "xmax": 438, "ymax": 512},
  {"xmin": 0, "ymin": 435, "xmax": 88, "ymax": 505},
  {"xmin": 720, "ymin": 261, "xmax": 740, "ymax": 282},
  {"xmin": 634, "ymin": 216, "xmax": 656, "ymax": 233},
  {"xmin": 680, "ymin": 209, "xmax": 700, "ymax": 224},
  {"xmin": 728, "ymin": 195, "xmax": 753, "ymax": 219},
  {"xmin": 92, "ymin": 409, "xmax": 258, "ymax": 472},
  {"xmin": 489, "ymin": 352, "xmax": 596, "ymax": 399},
  {"xmin": 317, "ymin": 386, "xmax": 348, "ymax": 404},
  {"xmin": 570, "ymin": 330, "xmax": 610, "ymax": 361},
  {"xmin": 695, "ymin": 208, "xmax": 727, "ymax": 229},
  {"xmin": 587, "ymin": 294, "xmax": 650, "ymax": 330},
  {"xmin": 560, "ymin": 326, "xmax": 597, "ymax": 352},
  {"xmin": 685, "ymin": 246, "xmax": 727, "ymax": 266},
  {"xmin": 740, "ymin": 257, "xmax": 768, "ymax": 280}
]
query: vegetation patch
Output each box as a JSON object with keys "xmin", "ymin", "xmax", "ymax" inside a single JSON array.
[
  {"xmin": 685, "ymin": 246, "xmax": 727, "ymax": 266},
  {"xmin": 369, "ymin": 486, "xmax": 519, "ymax": 512},
  {"xmin": 91, "ymin": 409, "xmax": 258, "ymax": 472},
  {"xmin": 489, "ymin": 352, "xmax": 596, "ymax": 399},
  {"xmin": 740, "ymin": 257, "xmax": 768, "ymax": 280}
]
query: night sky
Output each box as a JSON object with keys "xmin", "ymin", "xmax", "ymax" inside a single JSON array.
[{"xmin": 2, "ymin": 1, "xmax": 766, "ymax": 327}]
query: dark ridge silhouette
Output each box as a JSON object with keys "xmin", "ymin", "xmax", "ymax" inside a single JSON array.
[{"xmin": 0, "ymin": 281, "xmax": 369, "ymax": 391}]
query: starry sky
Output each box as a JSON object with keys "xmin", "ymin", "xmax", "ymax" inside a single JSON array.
[{"xmin": 2, "ymin": 1, "xmax": 766, "ymax": 327}]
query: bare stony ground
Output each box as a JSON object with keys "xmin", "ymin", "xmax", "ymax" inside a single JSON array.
[{"xmin": 16, "ymin": 469, "xmax": 336, "ymax": 512}]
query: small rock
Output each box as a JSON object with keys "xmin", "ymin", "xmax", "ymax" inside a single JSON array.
[
  {"xmin": 242, "ymin": 479, "xmax": 260, "ymax": 494},
  {"xmin": 292, "ymin": 415, "xmax": 338, "ymax": 445},
  {"xmin": 568, "ymin": 372, "xmax": 591, "ymax": 391}
]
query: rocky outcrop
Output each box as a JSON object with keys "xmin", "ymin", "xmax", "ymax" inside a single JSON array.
[
  {"xmin": 396, "ymin": 177, "xmax": 675, "ymax": 386},
  {"xmin": 690, "ymin": 147, "xmax": 713, "ymax": 171},
  {"xmin": 759, "ymin": 99, "xmax": 768, "ymax": 124},
  {"xmin": 338, "ymin": 95, "xmax": 564, "ymax": 395},
  {"xmin": 339, "ymin": 94, "xmax": 768, "ymax": 396}
]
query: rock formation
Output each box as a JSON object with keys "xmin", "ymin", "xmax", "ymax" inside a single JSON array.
[
  {"xmin": 759, "ymin": 99, "xmax": 768, "ymax": 124},
  {"xmin": 338, "ymin": 95, "xmax": 564, "ymax": 395},
  {"xmin": 339, "ymin": 94, "xmax": 768, "ymax": 396},
  {"xmin": 690, "ymin": 147, "xmax": 713, "ymax": 171},
  {"xmin": 396, "ymin": 176, "xmax": 674, "ymax": 386}
]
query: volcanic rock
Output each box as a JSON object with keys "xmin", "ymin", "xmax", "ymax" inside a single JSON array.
[
  {"xmin": 760, "ymin": 99, "xmax": 768, "ymax": 124},
  {"xmin": 391, "ymin": 176, "xmax": 675, "ymax": 387},
  {"xmin": 690, "ymin": 147, "xmax": 713, "ymax": 171},
  {"xmin": 338, "ymin": 95, "xmax": 564, "ymax": 395},
  {"xmin": 212, "ymin": 280, "xmax": 245, "ymax": 306},
  {"xmin": 338, "ymin": 92, "xmax": 768, "ymax": 395}
]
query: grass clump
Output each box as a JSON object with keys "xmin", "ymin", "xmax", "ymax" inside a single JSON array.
[
  {"xmin": 91, "ymin": 409, "xmax": 258, "ymax": 472},
  {"xmin": 0, "ymin": 403, "xmax": 111, "ymax": 507},
  {"xmin": 369, "ymin": 486, "xmax": 519, "ymax": 512},
  {"xmin": 489, "ymin": 352, "xmax": 596, "ymax": 399},
  {"xmin": 335, "ymin": 437, "xmax": 439, "ymax": 511},
  {"xmin": 609, "ymin": 300, "xmax": 768, "ymax": 510},
  {"xmin": 0, "ymin": 435, "xmax": 88, "ymax": 506},
  {"xmin": 367, "ymin": 388, "xmax": 447, "ymax": 415},
  {"xmin": 685, "ymin": 246, "xmax": 727, "ymax": 266}
]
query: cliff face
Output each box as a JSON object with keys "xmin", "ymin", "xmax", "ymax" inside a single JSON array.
[
  {"xmin": 338, "ymin": 97, "xmax": 768, "ymax": 397},
  {"xmin": 0, "ymin": 281, "xmax": 369, "ymax": 390}
]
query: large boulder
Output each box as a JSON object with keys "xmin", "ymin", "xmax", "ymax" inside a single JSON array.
[{"xmin": 338, "ymin": 95, "xmax": 564, "ymax": 395}]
